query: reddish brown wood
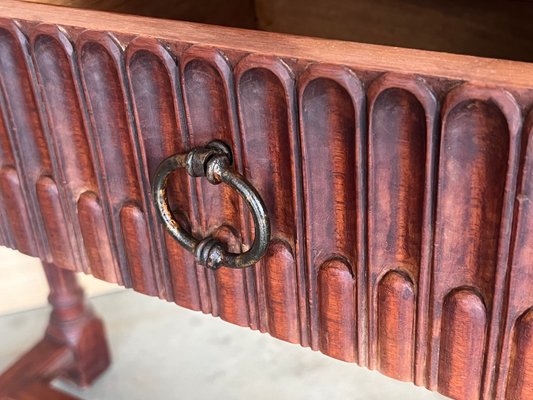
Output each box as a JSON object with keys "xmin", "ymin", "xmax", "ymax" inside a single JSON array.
[
  {"xmin": 0, "ymin": 102, "xmax": 16, "ymax": 249},
  {"xmin": 0, "ymin": 340, "xmax": 74, "ymax": 399},
  {"xmin": 0, "ymin": 19, "xmax": 57, "ymax": 262},
  {"xmin": 181, "ymin": 46, "xmax": 250, "ymax": 327},
  {"xmin": 367, "ymin": 74, "xmax": 437, "ymax": 384},
  {"xmin": 0, "ymin": 262, "xmax": 110, "ymax": 399},
  {"xmin": 77, "ymin": 191, "xmax": 118, "ymax": 283},
  {"xmin": 235, "ymin": 55, "xmax": 304, "ymax": 342},
  {"xmin": 36, "ymin": 176, "xmax": 76, "ymax": 270},
  {"xmin": 77, "ymin": 31, "xmax": 164, "ymax": 296},
  {"xmin": 0, "ymin": 2, "xmax": 532, "ymax": 399},
  {"xmin": 428, "ymin": 86, "xmax": 521, "ymax": 399},
  {"xmin": 262, "ymin": 240, "xmax": 299, "ymax": 343},
  {"xmin": 318, "ymin": 259, "xmax": 356, "ymax": 362},
  {"xmin": 377, "ymin": 271, "xmax": 415, "ymax": 381},
  {"xmin": 0, "ymin": 168, "xmax": 36, "ymax": 255},
  {"xmin": 495, "ymin": 110, "xmax": 533, "ymax": 400},
  {"xmin": 299, "ymin": 64, "xmax": 365, "ymax": 362},
  {"xmin": 438, "ymin": 289, "xmax": 487, "ymax": 400},
  {"xmin": 126, "ymin": 37, "xmax": 200, "ymax": 311},
  {"xmin": 30, "ymin": 24, "xmax": 114, "ymax": 278}
]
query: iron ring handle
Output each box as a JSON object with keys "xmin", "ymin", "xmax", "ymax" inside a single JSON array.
[{"xmin": 152, "ymin": 140, "xmax": 271, "ymax": 270}]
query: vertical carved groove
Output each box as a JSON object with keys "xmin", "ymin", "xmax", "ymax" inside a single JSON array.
[
  {"xmin": 438, "ymin": 289, "xmax": 487, "ymax": 400},
  {"xmin": 496, "ymin": 111, "xmax": 533, "ymax": 398},
  {"xmin": 126, "ymin": 38, "xmax": 200, "ymax": 310},
  {"xmin": 367, "ymin": 75, "xmax": 438, "ymax": 383},
  {"xmin": 211, "ymin": 225, "xmax": 249, "ymax": 325},
  {"xmin": 318, "ymin": 259, "xmax": 356, "ymax": 362},
  {"xmin": 77, "ymin": 191, "xmax": 118, "ymax": 283},
  {"xmin": 182, "ymin": 47, "xmax": 249, "ymax": 327},
  {"xmin": 368, "ymin": 84, "xmax": 423, "ymax": 377},
  {"xmin": 430, "ymin": 86, "xmax": 520, "ymax": 397},
  {"xmin": 0, "ymin": 79, "xmax": 20, "ymax": 248},
  {"xmin": 0, "ymin": 22, "xmax": 52, "ymax": 260},
  {"xmin": 120, "ymin": 203, "xmax": 157, "ymax": 296},
  {"xmin": 299, "ymin": 64, "xmax": 365, "ymax": 362},
  {"xmin": 0, "ymin": 216, "xmax": 6, "ymax": 248},
  {"xmin": 78, "ymin": 32, "xmax": 161, "ymax": 296},
  {"xmin": 163, "ymin": 225, "xmax": 201, "ymax": 311},
  {"xmin": 236, "ymin": 56, "xmax": 303, "ymax": 342},
  {"xmin": 506, "ymin": 309, "xmax": 533, "ymax": 400},
  {"xmin": 36, "ymin": 176, "xmax": 75, "ymax": 270},
  {"xmin": 0, "ymin": 210, "xmax": 6, "ymax": 247},
  {"xmin": 30, "ymin": 26, "xmax": 113, "ymax": 275},
  {"xmin": 377, "ymin": 270, "xmax": 415, "ymax": 381},
  {"xmin": 0, "ymin": 15, "xmax": 530, "ymax": 399},
  {"xmin": 263, "ymin": 240, "xmax": 299, "ymax": 343},
  {"xmin": 0, "ymin": 167, "xmax": 35, "ymax": 254}
]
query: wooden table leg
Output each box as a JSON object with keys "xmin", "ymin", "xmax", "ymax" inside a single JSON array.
[{"xmin": 0, "ymin": 262, "xmax": 111, "ymax": 399}]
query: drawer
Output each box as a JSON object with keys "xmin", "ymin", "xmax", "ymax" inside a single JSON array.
[{"xmin": 0, "ymin": 1, "xmax": 532, "ymax": 399}]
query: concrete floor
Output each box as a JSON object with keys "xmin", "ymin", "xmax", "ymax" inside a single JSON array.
[{"xmin": 0, "ymin": 251, "xmax": 448, "ymax": 400}]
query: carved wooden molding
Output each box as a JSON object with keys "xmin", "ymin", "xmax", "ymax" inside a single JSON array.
[{"xmin": 0, "ymin": 3, "xmax": 532, "ymax": 399}]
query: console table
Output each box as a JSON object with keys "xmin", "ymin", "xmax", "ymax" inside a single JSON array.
[{"xmin": 0, "ymin": 1, "xmax": 532, "ymax": 399}]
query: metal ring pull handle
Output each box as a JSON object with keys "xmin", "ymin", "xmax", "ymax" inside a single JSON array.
[{"xmin": 152, "ymin": 140, "xmax": 271, "ymax": 270}]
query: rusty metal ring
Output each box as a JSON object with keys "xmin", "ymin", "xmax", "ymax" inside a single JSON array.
[{"xmin": 152, "ymin": 140, "xmax": 271, "ymax": 269}]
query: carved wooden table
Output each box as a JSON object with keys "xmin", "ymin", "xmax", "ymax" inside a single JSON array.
[{"xmin": 0, "ymin": 1, "xmax": 532, "ymax": 399}]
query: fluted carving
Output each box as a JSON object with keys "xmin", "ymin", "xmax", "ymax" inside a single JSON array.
[{"xmin": 0, "ymin": 15, "xmax": 532, "ymax": 400}]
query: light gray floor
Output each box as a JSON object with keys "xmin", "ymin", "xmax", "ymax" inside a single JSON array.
[{"xmin": 0, "ymin": 290, "xmax": 448, "ymax": 400}]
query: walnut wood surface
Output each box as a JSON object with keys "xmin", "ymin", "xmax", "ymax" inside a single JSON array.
[
  {"xmin": 0, "ymin": 1, "xmax": 532, "ymax": 399},
  {"xmin": 254, "ymin": 0, "xmax": 533, "ymax": 62},
  {"xmin": 24, "ymin": 0, "xmax": 533, "ymax": 62},
  {"xmin": 2, "ymin": 1, "xmax": 533, "ymax": 88}
]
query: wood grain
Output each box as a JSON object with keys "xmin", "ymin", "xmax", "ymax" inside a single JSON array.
[
  {"xmin": 438, "ymin": 289, "xmax": 487, "ymax": 400},
  {"xmin": 0, "ymin": 20, "xmax": 52, "ymax": 261},
  {"xmin": 377, "ymin": 270, "xmax": 415, "ymax": 381},
  {"xmin": 428, "ymin": 86, "xmax": 521, "ymax": 399},
  {"xmin": 0, "ymin": 2, "xmax": 532, "ymax": 399},
  {"xmin": 0, "ymin": 96, "xmax": 17, "ymax": 250},
  {"xmin": 35, "ymin": 176, "xmax": 75, "ymax": 270},
  {"xmin": 0, "ymin": 168, "xmax": 36, "ymax": 255},
  {"xmin": 21, "ymin": 0, "xmax": 533, "ymax": 63},
  {"xmin": 299, "ymin": 64, "xmax": 365, "ymax": 361},
  {"xmin": 495, "ymin": 109, "xmax": 533, "ymax": 400},
  {"xmin": 367, "ymin": 74, "xmax": 437, "ymax": 383},
  {"xmin": 30, "ymin": 24, "xmax": 109, "ymax": 277},
  {"xmin": 235, "ymin": 55, "xmax": 304, "ymax": 342},
  {"xmin": 318, "ymin": 259, "xmax": 356, "ymax": 362},
  {"xmin": 0, "ymin": 1, "xmax": 532, "ymax": 88},
  {"xmin": 126, "ymin": 37, "xmax": 200, "ymax": 310},
  {"xmin": 77, "ymin": 191, "xmax": 117, "ymax": 282},
  {"xmin": 181, "ymin": 46, "xmax": 250, "ymax": 326},
  {"xmin": 78, "ymin": 32, "xmax": 149, "ymax": 290}
]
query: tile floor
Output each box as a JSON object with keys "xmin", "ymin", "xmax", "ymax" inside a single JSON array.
[{"xmin": 0, "ymin": 249, "xmax": 448, "ymax": 400}]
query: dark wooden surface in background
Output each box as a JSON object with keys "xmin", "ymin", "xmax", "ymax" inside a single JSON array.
[
  {"xmin": 253, "ymin": 0, "xmax": 533, "ymax": 62},
  {"xmin": 0, "ymin": 1, "xmax": 533, "ymax": 399},
  {"xmin": 24, "ymin": 0, "xmax": 257, "ymax": 29}
]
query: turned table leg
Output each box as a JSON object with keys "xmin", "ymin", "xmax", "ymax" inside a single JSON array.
[{"xmin": 0, "ymin": 262, "xmax": 110, "ymax": 399}]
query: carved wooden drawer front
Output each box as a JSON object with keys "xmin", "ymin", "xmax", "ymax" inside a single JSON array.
[{"xmin": 0, "ymin": 1, "xmax": 532, "ymax": 399}]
